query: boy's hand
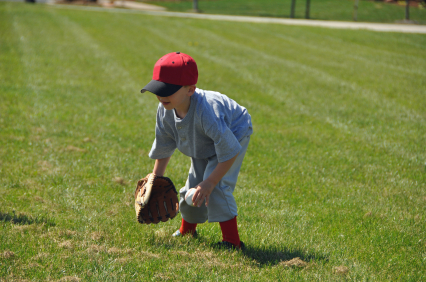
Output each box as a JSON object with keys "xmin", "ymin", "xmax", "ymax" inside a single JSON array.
[
  {"xmin": 191, "ymin": 153, "xmax": 239, "ymax": 208},
  {"xmin": 192, "ymin": 180, "xmax": 216, "ymax": 207}
]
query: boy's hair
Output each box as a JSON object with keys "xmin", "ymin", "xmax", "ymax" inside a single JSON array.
[{"xmin": 141, "ymin": 52, "xmax": 198, "ymax": 98}]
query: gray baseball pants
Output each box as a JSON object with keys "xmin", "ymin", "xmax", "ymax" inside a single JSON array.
[{"xmin": 178, "ymin": 135, "xmax": 250, "ymax": 223}]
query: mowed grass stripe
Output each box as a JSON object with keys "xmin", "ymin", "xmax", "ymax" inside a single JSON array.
[
  {"xmin": 13, "ymin": 8, "xmax": 151, "ymax": 109},
  {"xmin": 208, "ymin": 22, "xmax": 425, "ymax": 115},
  {"xmin": 214, "ymin": 21, "xmax": 426, "ymax": 111},
  {"xmin": 262, "ymin": 27, "xmax": 425, "ymax": 80}
]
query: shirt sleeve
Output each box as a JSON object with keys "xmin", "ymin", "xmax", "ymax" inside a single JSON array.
[
  {"xmin": 204, "ymin": 116, "xmax": 242, "ymax": 163},
  {"xmin": 148, "ymin": 106, "xmax": 177, "ymax": 160}
]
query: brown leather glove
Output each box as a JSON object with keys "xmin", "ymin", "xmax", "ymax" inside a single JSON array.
[{"xmin": 134, "ymin": 173, "xmax": 179, "ymax": 224}]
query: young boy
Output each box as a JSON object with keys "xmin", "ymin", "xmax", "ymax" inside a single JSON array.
[{"xmin": 141, "ymin": 52, "xmax": 253, "ymax": 250}]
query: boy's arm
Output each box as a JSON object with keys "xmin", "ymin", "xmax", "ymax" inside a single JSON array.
[
  {"xmin": 192, "ymin": 153, "xmax": 239, "ymax": 207},
  {"xmin": 152, "ymin": 156, "xmax": 171, "ymax": 177}
]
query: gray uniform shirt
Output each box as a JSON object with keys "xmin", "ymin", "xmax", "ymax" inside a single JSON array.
[{"xmin": 149, "ymin": 89, "xmax": 253, "ymax": 163}]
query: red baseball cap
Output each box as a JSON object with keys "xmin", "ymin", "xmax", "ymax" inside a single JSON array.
[{"xmin": 141, "ymin": 52, "xmax": 198, "ymax": 97}]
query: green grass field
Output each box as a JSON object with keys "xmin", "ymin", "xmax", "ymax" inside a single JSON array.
[
  {"xmin": 1, "ymin": 2, "xmax": 426, "ymax": 281},
  {"xmin": 142, "ymin": 0, "xmax": 426, "ymax": 24}
]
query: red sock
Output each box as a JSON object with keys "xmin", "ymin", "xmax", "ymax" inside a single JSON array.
[
  {"xmin": 219, "ymin": 216, "xmax": 240, "ymax": 248},
  {"xmin": 179, "ymin": 218, "xmax": 197, "ymax": 235}
]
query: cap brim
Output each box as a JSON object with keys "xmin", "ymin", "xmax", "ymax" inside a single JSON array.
[{"xmin": 141, "ymin": 80, "xmax": 182, "ymax": 97}]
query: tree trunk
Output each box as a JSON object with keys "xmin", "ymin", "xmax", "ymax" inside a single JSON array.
[
  {"xmin": 305, "ymin": 0, "xmax": 310, "ymax": 19},
  {"xmin": 405, "ymin": 0, "xmax": 410, "ymax": 20},
  {"xmin": 290, "ymin": 0, "xmax": 296, "ymax": 18},
  {"xmin": 353, "ymin": 0, "xmax": 359, "ymax": 21},
  {"xmin": 193, "ymin": 0, "xmax": 198, "ymax": 12}
]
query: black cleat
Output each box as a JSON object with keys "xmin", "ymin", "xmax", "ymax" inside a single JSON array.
[{"xmin": 216, "ymin": 241, "xmax": 245, "ymax": 251}]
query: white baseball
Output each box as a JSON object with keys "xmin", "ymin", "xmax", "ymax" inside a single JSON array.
[{"xmin": 185, "ymin": 188, "xmax": 197, "ymax": 206}]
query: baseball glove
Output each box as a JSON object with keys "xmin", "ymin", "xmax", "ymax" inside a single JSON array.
[{"xmin": 134, "ymin": 173, "xmax": 179, "ymax": 224}]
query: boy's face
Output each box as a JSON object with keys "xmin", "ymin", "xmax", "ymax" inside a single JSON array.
[{"xmin": 156, "ymin": 85, "xmax": 195, "ymax": 111}]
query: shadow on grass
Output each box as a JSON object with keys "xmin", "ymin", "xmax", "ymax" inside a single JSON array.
[
  {"xmin": 0, "ymin": 211, "xmax": 55, "ymax": 226},
  {"xmin": 242, "ymin": 245, "xmax": 328, "ymax": 266},
  {"xmin": 146, "ymin": 230, "xmax": 327, "ymax": 266}
]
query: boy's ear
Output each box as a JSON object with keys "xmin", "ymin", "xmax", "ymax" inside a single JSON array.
[{"xmin": 187, "ymin": 85, "xmax": 196, "ymax": 96}]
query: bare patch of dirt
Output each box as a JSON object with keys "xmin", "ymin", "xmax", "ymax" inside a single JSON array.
[
  {"xmin": 25, "ymin": 262, "xmax": 43, "ymax": 269},
  {"xmin": 364, "ymin": 211, "xmax": 373, "ymax": 218},
  {"xmin": 32, "ymin": 252, "xmax": 49, "ymax": 261},
  {"xmin": 106, "ymin": 209, "xmax": 118, "ymax": 216},
  {"xmin": 154, "ymin": 273, "xmax": 172, "ymax": 280},
  {"xmin": 12, "ymin": 225, "xmax": 31, "ymax": 232},
  {"xmin": 65, "ymin": 230, "xmax": 77, "ymax": 237},
  {"xmin": 34, "ymin": 196, "xmax": 45, "ymax": 203},
  {"xmin": 171, "ymin": 250, "xmax": 191, "ymax": 257},
  {"xmin": 58, "ymin": 276, "xmax": 81, "ymax": 282},
  {"xmin": 333, "ymin": 265, "xmax": 349, "ymax": 275},
  {"xmin": 112, "ymin": 177, "xmax": 128, "ymax": 186},
  {"xmin": 115, "ymin": 257, "xmax": 130, "ymax": 264},
  {"xmin": 37, "ymin": 160, "xmax": 59, "ymax": 174},
  {"xmin": 86, "ymin": 244, "xmax": 105, "ymax": 253},
  {"xmin": 107, "ymin": 247, "xmax": 133, "ymax": 255},
  {"xmin": 140, "ymin": 251, "xmax": 161, "ymax": 259},
  {"xmin": 58, "ymin": 240, "xmax": 74, "ymax": 249},
  {"xmin": 107, "ymin": 247, "xmax": 122, "ymax": 254},
  {"xmin": 279, "ymin": 257, "xmax": 308, "ymax": 268},
  {"xmin": 66, "ymin": 145, "xmax": 86, "ymax": 153},
  {"xmin": 38, "ymin": 160, "xmax": 52, "ymax": 171},
  {"xmin": 22, "ymin": 179, "xmax": 40, "ymax": 190},
  {"xmin": 33, "ymin": 127, "xmax": 45, "ymax": 133},
  {"xmin": 91, "ymin": 231, "xmax": 104, "ymax": 241},
  {"xmin": 1, "ymin": 250, "xmax": 15, "ymax": 259}
]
